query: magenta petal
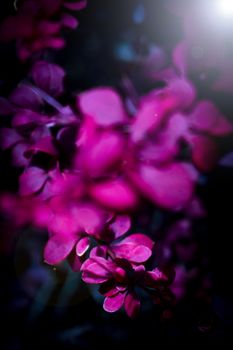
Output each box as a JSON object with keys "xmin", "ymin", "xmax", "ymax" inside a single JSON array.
[
  {"xmin": 78, "ymin": 88, "xmax": 126, "ymax": 126},
  {"xmin": 124, "ymin": 292, "xmax": 140, "ymax": 318},
  {"xmin": 147, "ymin": 268, "xmax": 169, "ymax": 283},
  {"xmin": 90, "ymin": 179, "xmax": 138, "ymax": 211},
  {"xmin": 31, "ymin": 61, "xmax": 65, "ymax": 97},
  {"xmin": 44, "ymin": 234, "xmax": 77, "ymax": 265},
  {"xmin": 103, "ymin": 292, "xmax": 126, "ymax": 313},
  {"xmin": 130, "ymin": 163, "xmax": 194, "ymax": 210},
  {"xmin": 189, "ymin": 101, "xmax": 233, "ymax": 136},
  {"xmin": 90, "ymin": 246, "xmax": 108, "ymax": 258},
  {"xmin": 19, "ymin": 167, "xmax": 47, "ymax": 196},
  {"xmin": 110, "ymin": 215, "xmax": 131, "ymax": 239},
  {"xmin": 131, "ymin": 97, "xmax": 165, "ymax": 142},
  {"xmin": 81, "ymin": 257, "xmax": 115, "ymax": 284},
  {"xmin": 111, "ymin": 242, "xmax": 152, "ymax": 263},
  {"xmin": 76, "ymin": 237, "xmax": 90, "ymax": 256},
  {"xmin": 121, "ymin": 233, "xmax": 154, "ymax": 250}
]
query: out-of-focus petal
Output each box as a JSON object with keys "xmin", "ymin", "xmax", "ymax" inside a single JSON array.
[
  {"xmin": 61, "ymin": 13, "xmax": 79, "ymax": 29},
  {"xmin": 130, "ymin": 97, "xmax": 166, "ymax": 143},
  {"xmin": 109, "ymin": 215, "xmax": 131, "ymax": 239},
  {"xmin": 172, "ymin": 41, "xmax": 187, "ymax": 75},
  {"xmin": 130, "ymin": 163, "xmax": 194, "ymax": 210},
  {"xmin": 77, "ymin": 130, "xmax": 125, "ymax": 177},
  {"xmin": 167, "ymin": 78, "xmax": 196, "ymax": 110},
  {"xmin": 78, "ymin": 87, "xmax": 126, "ymax": 127},
  {"xmin": 44, "ymin": 233, "xmax": 77, "ymax": 265},
  {"xmin": 189, "ymin": 101, "xmax": 233, "ymax": 136},
  {"xmin": 63, "ymin": 0, "xmax": 87, "ymax": 11},
  {"xmin": 0, "ymin": 128, "xmax": 23, "ymax": 149},
  {"xmin": 89, "ymin": 178, "xmax": 138, "ymax": 211},
  {"xmin": 124, "ymin": 292, "xmax": 140, "ymax": 318},
  {"xmin": 187, "ymin": 134, "xmax": 218, "ymax": 172}
]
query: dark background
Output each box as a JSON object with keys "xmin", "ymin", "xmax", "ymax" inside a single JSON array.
[{"xmin": 1, "ymin": 0, "xmax": 233, "ymax": 348}]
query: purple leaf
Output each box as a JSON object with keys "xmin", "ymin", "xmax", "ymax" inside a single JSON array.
[
  {"xmin": 0, "ymin": 128, "xmax": 23, "ymax": 149},
  {"xmin": 19, "ymin": 167, "xmax": 47, "ymax": 196},
  {"xmin": 12, "ymin": 110, "xmax": 45, "ymax": 129},
  {"xmin": 0, "ymin": 97, "xmax": 14, "ymax": 115},
  {"xmin": 31, "ymin": 61, "xmax": 65, "ymax": 97},
  {"xmin": 10, "ymin": 84, "xmax": 43, "ymax": 110}
]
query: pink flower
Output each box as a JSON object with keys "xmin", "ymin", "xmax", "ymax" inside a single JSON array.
[{"xmin": 81, "ymin": 255, "xmax": 173, "ymax": 317}]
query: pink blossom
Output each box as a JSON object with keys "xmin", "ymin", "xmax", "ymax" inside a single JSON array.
[{"xmin": 81, "ymin": 255, "xmax": 173, "ymax": 317}]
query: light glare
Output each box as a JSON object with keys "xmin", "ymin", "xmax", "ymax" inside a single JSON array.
[{"xmin": 217, "ymin": 0, "xmax": 233, "ymax": 17}]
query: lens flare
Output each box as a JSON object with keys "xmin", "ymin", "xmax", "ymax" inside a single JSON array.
[{"xmin": 217, "ymin": 0, "xmax": 233, "ymax": 17}]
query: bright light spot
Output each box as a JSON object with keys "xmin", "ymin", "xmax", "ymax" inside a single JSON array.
[{"xmin": 217, "ymin": 0, "xmax": 233, "ymax": 17}]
